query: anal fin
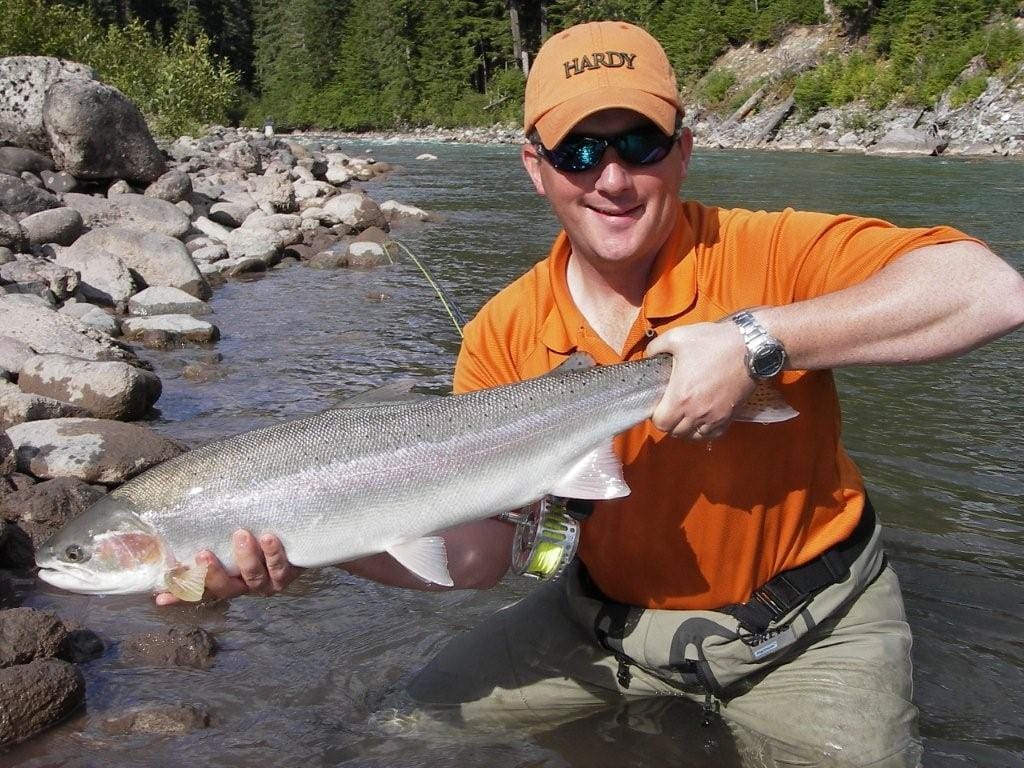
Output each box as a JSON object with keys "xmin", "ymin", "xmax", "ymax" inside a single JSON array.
[{"xmin": 387, "ymin": 537, "xmax": 453, "ymax": 587}]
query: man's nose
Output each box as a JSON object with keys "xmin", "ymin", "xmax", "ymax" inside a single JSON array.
[{"xmin": 594, "ymin": 150, "xmax": 635, "ymax": 194}]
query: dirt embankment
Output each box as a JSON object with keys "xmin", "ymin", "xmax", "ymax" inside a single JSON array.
[{"xmin": 682, "ymin": 25, "xmax": 1024, "ymax": 157}]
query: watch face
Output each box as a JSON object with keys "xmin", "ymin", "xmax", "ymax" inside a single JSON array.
[{"xmin": 752, "ymin": 346, "xmax": 786, "ymax": 378}]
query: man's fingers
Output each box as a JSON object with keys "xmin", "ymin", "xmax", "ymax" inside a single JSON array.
[
  {"xmin": 233, "ymin": 530, "xmax": 272, "ymax": 594},
  {"xmin": 201, "ymin": 549, "xmax": 248, "ymax": 599},
  {"xmin": 260, "ymin": 534, "xmax": 299, "ymax": 591}
]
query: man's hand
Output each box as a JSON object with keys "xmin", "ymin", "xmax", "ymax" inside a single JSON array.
[
  {"xmin": 154, "ymin": 530, "xmax": 304, "ymax": 606},
  {"xmin": 646, "ymin": 321, "xmax": 757, "ymax": 440}
]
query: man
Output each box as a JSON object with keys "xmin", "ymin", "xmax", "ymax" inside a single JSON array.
[{"xmin": 160, "ymin": 20, "xmax": 1024, "ymax": 767}]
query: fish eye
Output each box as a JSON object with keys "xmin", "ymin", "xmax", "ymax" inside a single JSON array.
[{"xmin": 63, "ymin": 544, "xmax": 90, "ymax": 563}]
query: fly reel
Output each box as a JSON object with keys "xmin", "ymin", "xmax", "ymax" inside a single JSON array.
[{"xmin": 502, "ymin": 497, "xmax": 583, "ymax": 581}]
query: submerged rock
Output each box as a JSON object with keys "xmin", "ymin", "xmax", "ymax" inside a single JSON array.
[
  {"xmin": 102, "ymin": 702, "xmax": 211, "ymax": 735},
  {"xmin": 123, "ymin": 626, "xmax": 217, "ymax": 669}
]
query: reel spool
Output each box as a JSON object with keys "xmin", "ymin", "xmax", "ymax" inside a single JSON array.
[{"xmin": 505, "ymin": 497, "xmax": 581, "ymax": 581}]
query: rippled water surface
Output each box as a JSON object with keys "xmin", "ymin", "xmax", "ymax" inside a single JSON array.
[{"xmin": 8, "ymin": 143, "xmax": 1022, "ymax": 767}]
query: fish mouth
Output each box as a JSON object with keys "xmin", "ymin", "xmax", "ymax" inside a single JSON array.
[{"xmin": 36, "ymin": 564, "xmax": 102, "ymax": 591}]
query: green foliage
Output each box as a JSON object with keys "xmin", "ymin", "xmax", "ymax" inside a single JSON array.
[
  {"xmin": 948, "ymin": 73, "xmax": 989, "ymax": 108},
  {"xmin": 698, "ymin": 70, "xmax": 738, "ymax": 106},
  {"xmin": 0, "ymin": 0, "xmax": 239, "ymax": 137},
  {"xmin": 791, "ymin": 14, "xmax": 1023, "ymax": 118},
  {"xmin": 4, "ymin": 0, "xmax": 1022, "ymax": 134}
]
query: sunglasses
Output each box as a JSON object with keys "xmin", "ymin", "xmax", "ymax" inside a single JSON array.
[{"xmin": 534, "ymin": 124, "xmax": 682, "ymax": 173}]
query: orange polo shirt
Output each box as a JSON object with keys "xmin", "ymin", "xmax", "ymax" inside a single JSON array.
[{"xmin": 454, "ymin": 200, "xmax": 975, "ymax": 610}]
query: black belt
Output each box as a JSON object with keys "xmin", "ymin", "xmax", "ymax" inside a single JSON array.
[{"xmin": 722, "ymin": 497, "xmax": 877, "ymax": 634}]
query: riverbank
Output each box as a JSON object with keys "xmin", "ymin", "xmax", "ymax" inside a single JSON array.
[{"xmin": 1, "ymin": 56, "xmax": 435, "ymax": 747}]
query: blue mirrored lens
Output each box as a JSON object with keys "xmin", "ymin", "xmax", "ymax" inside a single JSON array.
[{"xmin": 542, "ymin": 128, "xmax": 674, "ymax": 172}]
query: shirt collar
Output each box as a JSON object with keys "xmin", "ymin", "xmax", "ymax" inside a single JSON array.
[{"xmin": 540, "ymin": 200, "xmax": 698, "ymax": 355}]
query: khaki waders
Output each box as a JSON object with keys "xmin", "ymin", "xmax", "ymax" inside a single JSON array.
[{"xmin": 408, "ymin": 516, "xmax": 921, "ymax": 768}]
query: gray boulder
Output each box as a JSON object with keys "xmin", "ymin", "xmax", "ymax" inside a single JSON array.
[
  {"xmin": 0, "ymin": 258, "xmax": 78, "ymax": 302},
  {"xmin": 128, "ymin": 286, "xmax": 212, "ymax": 317},
  {"xmin": 320, "ymin": 193, "xmax": 387, "ymax": 231},
  {"xmin": 214, "ymin": 256, "xmax": 266, "ymax": 276},
  {"xmin": 18, "ymin": 354, "xmax": 161, "ymax": 421},
  {"xmin": 248, "ymin": 173, "xmax": 296, "ymax": 213},
  {"xmin": 42, "ymin": 79, "xmax": 165, "ymax": 184},
  {"xmin": 0, "ymin": 148, "xmax": 54, "ymax": 176},
  {"xmin": 0, "ymin": 299, "xmax": 129, "ymax": 361},
  {"xmin": 54, "ymin": 246, "xmax": 135, "ymax": 307},
  {"xmin": 192, "ymin": 215, "xmax": 232, "ymax": 244},
  {"xmin": 64, "ymin": 226, "xmax": 210, "ymax": 300},
  {"xmin": 190, "ymin": 244, "xmax": 228, "ymax": 263},
  {"xmin": 76, "ymin": 307, "xmax": 119, "ymax": 336},
  {"xmin": 381, "ymin": 199, "xmax": 430, "ymax": 222},
  {"xmin": 39, "ymin": 170, "xmax": 77, "ymax": 195},
  {"xmin": 867, "ymin": 126, "xmax": 948, "ymax": 156},
  {"xmin": 5, "ymin": 417, "xmax": 185, "ymax": 484},
  {"xmin": 225, "ymin": 226, "xmax": 283, "ymax": 266},
  {"xmin": 209, "ymin": 199, "xmax": 257, "ymax": 228},
  {"xmin": 221, "ymin": 141, "xmax": 261, "ymax": 174},
  {"xmin": 62, "ymin": 192, "xmax": 190, "ymax": 239},
  {"xmin": 0, "ymin": 336, "xmax": 36, "ymax": 374},
  {"xmin": 106, "ymin": 180, "xmax": 132, "ymax": 196},
  {"xmin": 121, "ymin": 315, "xmax": 220, "ymax": 347},
  {"xmin": 346, "ymin": 240, "xmax": 392, "ymax": 268},
  {"xmin": 0, "ymin": 212, "xmax": 25, "ymax": 251},
  {"xmin": 0, "ymin": 56, "xmax": 95, "ymax": 152},
  {"xmin": 0, "ymin": 379, "xmax": 88, "ymax": 430},
  {"xmin": 0, "ymin": 175, "xmax": 59, "ymax": 218},
  {"xmin": 17, "ymin": 207, "xmax": 83, "ymax": 247},
  {"xmin": 144, "ymin": 170, "xmax": 192, "ymax": 203}
]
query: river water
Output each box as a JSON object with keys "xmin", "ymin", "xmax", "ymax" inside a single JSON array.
[{"xmin": 7, "ymin": 144, "xmax": 1022, "ymax": 767}]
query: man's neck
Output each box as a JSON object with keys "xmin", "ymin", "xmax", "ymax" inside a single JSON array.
[{"xmin": 566, "ymin": 252, "xmax": 654, "ymax": 355}]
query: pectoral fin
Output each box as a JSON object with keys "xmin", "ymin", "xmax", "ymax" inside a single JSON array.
[
  {"xmin": 387, "ymin": 537, "xmax": 453, "ymax": 587},
  {"xmin": 736, "ymin": 383, "xmax": 799, "ymax": 423},
  {"xmin": 550, "ymin": 440, "xmax": 630, "ymax": 500},
  {"xmin": 165, "ymin": 561, "xmax": 209, "ymax": 602}
]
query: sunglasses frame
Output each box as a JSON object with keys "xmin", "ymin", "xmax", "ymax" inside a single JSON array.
[{"xmin": 533, "ymin": 123, "xmax": 684, "ymax": 173}]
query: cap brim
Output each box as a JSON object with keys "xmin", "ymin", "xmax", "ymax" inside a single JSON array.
[{"xmin": 532, "ymin": 87, "xmax": 679, "ymax": 147}]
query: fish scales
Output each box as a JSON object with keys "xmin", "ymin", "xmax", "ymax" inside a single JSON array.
[{"xmin": 108, "ymin": 355, "xmax": 672, "ymax": 572}]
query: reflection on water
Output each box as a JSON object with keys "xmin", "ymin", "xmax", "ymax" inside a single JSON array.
[{"xmin": 7, "ymin": 145, "xmax": 1022, "ymax": 767}]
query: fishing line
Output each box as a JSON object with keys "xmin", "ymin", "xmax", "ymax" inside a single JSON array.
[
  {"xmin": 385, "ymin": 238, "xmax": 578, "ymax": 581},
  {"xmin": 386, "ymin": 239, "xmax": 467, "ymax": 337}
]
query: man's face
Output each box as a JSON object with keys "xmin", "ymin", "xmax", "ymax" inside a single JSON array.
[{"xmin": 522, "ymin": 108, "xmax": 692, "ymax": 277}]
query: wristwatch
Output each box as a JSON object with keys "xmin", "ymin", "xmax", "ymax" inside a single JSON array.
[{"xmin": 730, "ymin": 309, "xmax": 787, "ymax": 380}]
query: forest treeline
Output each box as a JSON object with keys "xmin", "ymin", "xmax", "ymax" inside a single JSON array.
[{"xmin": 2, "ymin": 0, "xmax": 1021, "ymax": 136}]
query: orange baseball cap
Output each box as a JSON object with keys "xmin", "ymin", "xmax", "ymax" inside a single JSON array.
[{"xmin": 524, "ymin": 21, "xmax": 682, "ymax": 147}]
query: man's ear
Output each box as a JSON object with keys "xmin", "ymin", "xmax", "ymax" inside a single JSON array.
[
  {"xmin": 521, "ymin": 143, "xmax": 547, "ymax": 197},
  {"xmin": 677, "ymin": 127, "xmax": 694, "ymax": 181}
]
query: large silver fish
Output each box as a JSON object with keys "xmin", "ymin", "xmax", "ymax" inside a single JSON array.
[{"xmin": 34, "ymin": 355, "xmax": 796, "ymax": 600}]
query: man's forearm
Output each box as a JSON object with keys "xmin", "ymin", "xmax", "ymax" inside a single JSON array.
[
  {"xmin": 338, "ymin": 518, "xmax": 515, "ymax": 591},
  {"xmin": 758, "ymin": 242, "xmax": 1024, "ymax": 370}
]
